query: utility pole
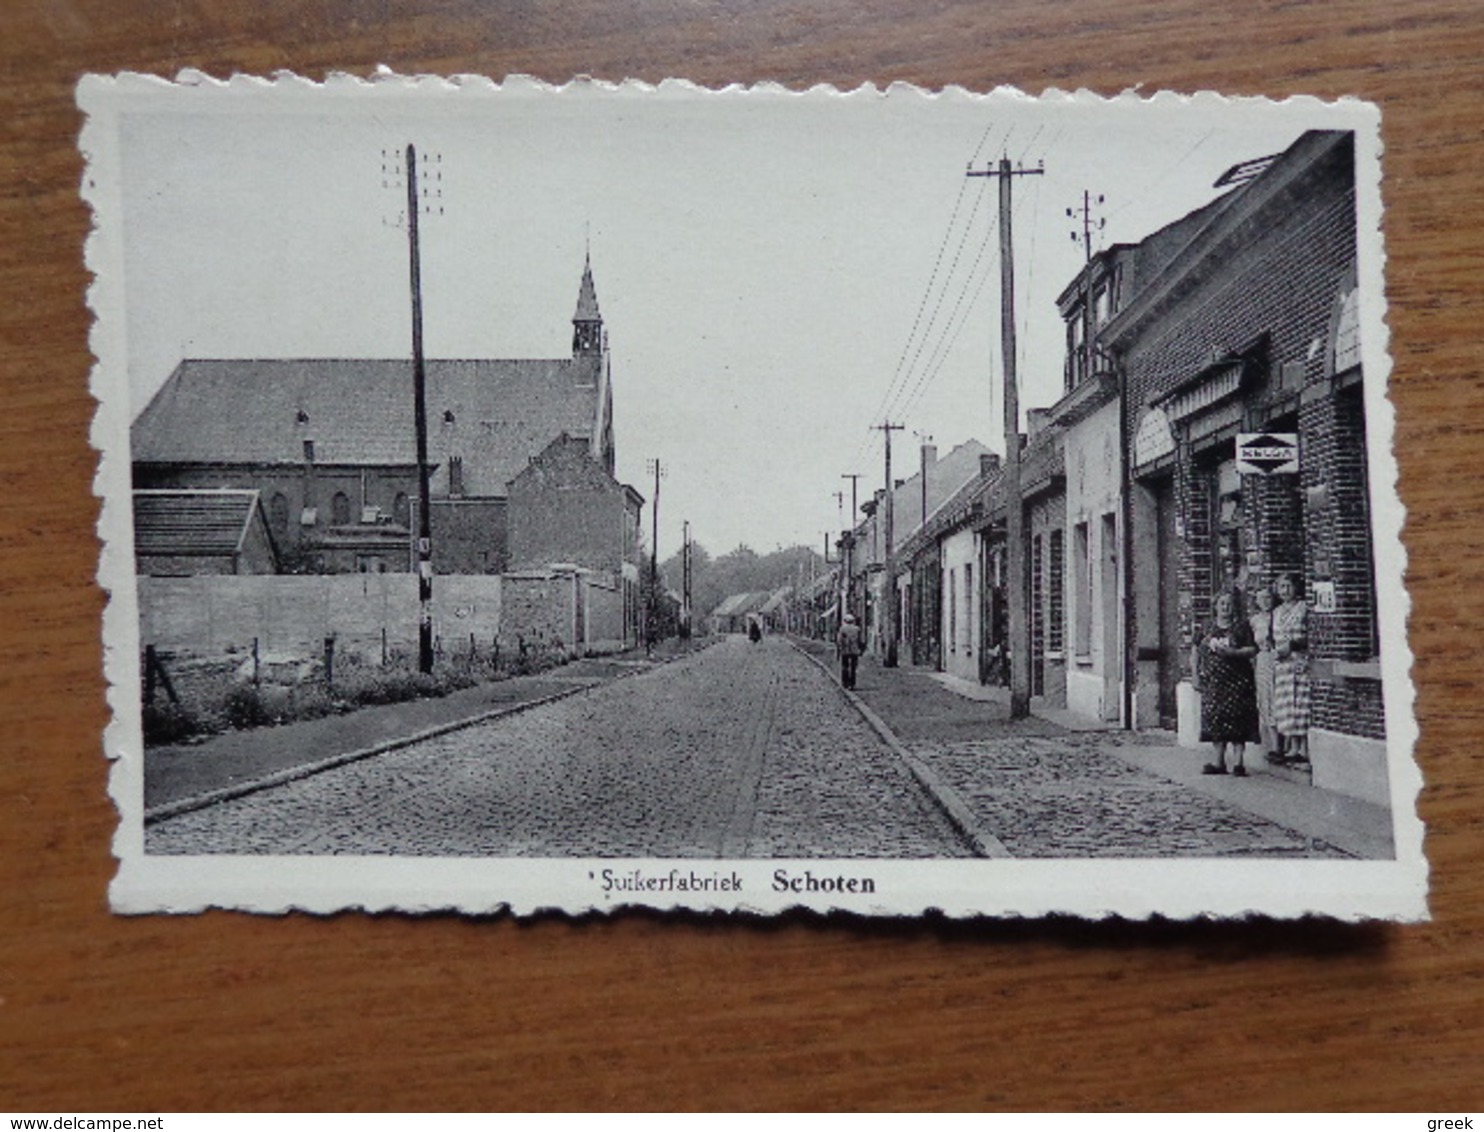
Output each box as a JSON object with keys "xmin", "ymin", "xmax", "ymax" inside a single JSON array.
[
  {"xmin": 403, "ymin": 143, "xmax": 436, "ymax": 675},
  {"xmin": 681, "ymin": 519, "xmax": 692, "ymax": 640},
  {"xmin": 646, "ymin": 458, "xmax": 664, "ymax": 652},
  {"xmin": 1067, "ymin": 189, "xmax": 1106, "ymax": 387},
  {"xmin": 841, "ymin": 473, "xmax": 861, "ymax": 524},
  {"xmin": 969, "ymin": 154, "xmax": 1043, "ymax": 718},
  {"xmin": 873, "ymin": 421, "xmax": 905, "ymax": 667},
  {"xmin": 841, "ymin": 472, "xmax": 861, "ymax": 622}
]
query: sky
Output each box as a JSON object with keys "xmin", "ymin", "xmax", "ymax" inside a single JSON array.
[{"xmin": 106, "ymin": 78, "xmax": 1354, "ymax": 560}]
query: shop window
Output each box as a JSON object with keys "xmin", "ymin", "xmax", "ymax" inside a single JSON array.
[
  {"xmin": 948, "ymin": 566, "xmax": 957, "ymax": 654},
  {"xmin": 1212, "ymin": 457, "xmax": 1248, "ymax": 602},
  {"xmin": 1048, "ymin": 529, "xmax": 1065, "ymax": 653},
  {"xmin": 331, "ymin": 491, "xmax": 351, "ymax": 526},
  {"xmin": 1073, "ymin": 521, "xmax": 1092, "ymax": 657},
  {"xmin": 393, "ymin": 492, "xmax": 410, "ymax": 526},
  {"xmin": 962, "ymin": 564, "xmax": 973, "ymax": 657}
]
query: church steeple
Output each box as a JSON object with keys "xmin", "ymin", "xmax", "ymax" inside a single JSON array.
[{"xmin": 572, "ymin": 253, "xmax": 602, "ymax": 356}]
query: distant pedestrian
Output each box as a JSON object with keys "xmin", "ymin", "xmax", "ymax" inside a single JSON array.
[
  {"xmin": 748, "ymin": 618, "xmax": 762, "ymax": 644},
  {"xmin": 1272, "ymin": 573, "xmax": 1312, "ymax": 767},
  {"xmin": 1249, "ymin": 583, "xmax": 1283, "ymax": 765},
  {"xmin": 836, "ymin": 612, "xmax": 863, "ymax": 690},
  {"xmin": 1192, "ymin": 590, "xmax": 1259, "ymax": 777}
]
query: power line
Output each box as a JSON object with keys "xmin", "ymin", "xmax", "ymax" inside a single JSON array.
[{"xmin": 853, "ymin": 121, "xmax": 1015, "ymax": 469}]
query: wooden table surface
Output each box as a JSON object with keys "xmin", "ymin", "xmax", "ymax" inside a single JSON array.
[{"xmin": 3, "ymin": 0, "xmax": 1481, "ymax": 1112}]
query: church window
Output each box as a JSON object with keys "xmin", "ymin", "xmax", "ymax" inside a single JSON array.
[{"xmin": 268, "ymin": 492, "xmax": 290, "ymax": 540}]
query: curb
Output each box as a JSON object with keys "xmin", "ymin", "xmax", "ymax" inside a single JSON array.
[
  {"xmin": 144, "ymin": 656, "xmax": 682, "ymax": 826},
  {"xmin": 785, "ymin": 638, "xmax": 1012, "ymax": 860}
]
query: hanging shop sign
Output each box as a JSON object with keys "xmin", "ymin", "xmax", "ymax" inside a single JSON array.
[{"xmin": 1236, "ymin": 432, "xmax": 1299, "ymax": 475}]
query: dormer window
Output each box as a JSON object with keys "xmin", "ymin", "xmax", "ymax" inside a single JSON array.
[
  {"xmin": 443, "ymin": 409, "xmax": 456, "ymax": 424},
  {"xmin": 296, "ymin": 409, "xmax": 309, "ymax": 424}
]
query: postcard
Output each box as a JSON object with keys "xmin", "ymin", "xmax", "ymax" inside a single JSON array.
[{"xmin": 82, "ymin": 73, "xmax": 1424, "ymax": 918}]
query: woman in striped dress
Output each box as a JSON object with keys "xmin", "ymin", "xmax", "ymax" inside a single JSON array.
[
  {"xmin": 1272, "ymin": 573, "xmax": 1312, "ymax": 766},
  {"xmin": 1249, "ymin": 584, "xmax": 1282, "ymax": 765}
]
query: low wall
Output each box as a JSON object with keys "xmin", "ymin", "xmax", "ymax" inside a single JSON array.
[{"xmin": 139, "ymin": 574, "xmax": 503, "ymax": 662}]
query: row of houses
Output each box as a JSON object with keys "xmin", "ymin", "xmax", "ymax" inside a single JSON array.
[
  {"xmin": 802, "ymin": 129, "xmax": 1389, "ymax": 807},
  {"xmin": 130, "ymin": 257, "xmax": 650, "ymax": 657}
]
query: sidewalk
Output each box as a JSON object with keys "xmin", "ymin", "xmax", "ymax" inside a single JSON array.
[
  {"xmin": 144, "ymin": 639, "xmax": 705, "ymax": 818},
  {"xmin": 790, "ymin": 636, "xmax": 1394, "ymax": 859}
]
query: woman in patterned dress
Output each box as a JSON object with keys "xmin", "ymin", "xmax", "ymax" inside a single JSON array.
[
  {"xmin": 1272, "ymin": 573, "xmax": 1312, "ymax": 766},
  {"xmin": 1194, "ymin": 590, "xmax": 1260, "ymax": 777}
]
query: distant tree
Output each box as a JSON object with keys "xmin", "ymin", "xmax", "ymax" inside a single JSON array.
[{"xmin": 667, "ymin": 540, "xmax": 826, "ymax": 626}]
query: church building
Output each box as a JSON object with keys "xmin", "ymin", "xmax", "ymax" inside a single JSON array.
[{"xmin": 132, "ymin": 256, "xmax": 642, "ymax": 589}]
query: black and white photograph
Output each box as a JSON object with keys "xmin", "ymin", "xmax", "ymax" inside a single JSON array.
[{"xmin": 82, "ymin": 75, "xmax": 1424, "ymax": 917}]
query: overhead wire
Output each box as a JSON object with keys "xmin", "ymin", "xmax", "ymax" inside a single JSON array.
[{"xmin": 848, "ymin": 119, "xmax": 1014, "ymax": 472}]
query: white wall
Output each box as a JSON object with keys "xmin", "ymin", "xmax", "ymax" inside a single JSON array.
[
  {"xmin": 1064, "ymin": 401, "xmax": 1123, "ymax": 724},
  {"xmin": 940, "ymin": 527, "xmax": 978, "ymax": 683}
]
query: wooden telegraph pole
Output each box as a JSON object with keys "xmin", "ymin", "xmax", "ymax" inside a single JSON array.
[
  {"xmin": 969, "ymin": 155, "xmax": 1043, "ymax": 718},
  {"xmin": 874, "ymin": 421, "xmax": 904, "ymax": 667},
  {"xmin": 405, "ymin": 143, "xmax": 435, "ymax": 675},
  {"xmin": 841, "ymin": 472, "xmax": 861, "ymax": 622}
]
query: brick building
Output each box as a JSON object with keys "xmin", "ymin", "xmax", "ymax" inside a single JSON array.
[
  {"xmin": 133, "ymin": 255, "xmax": 640, "ymax": 576},
  {"xmin": 1103, "ymin": 129, "xmax": 1386, "ymax": 803}
]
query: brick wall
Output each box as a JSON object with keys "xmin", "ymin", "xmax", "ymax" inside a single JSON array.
[
  {"xmin": 507, "ymin": 437, "xmax": 631, "ymax": 574},
  {"xmin": 1118, "ymin": 134, "xmax": 1381, "ymax": 739},
  {"xmin": 431, "ymin": 497, "xmax": 507, "ymax": 574}
]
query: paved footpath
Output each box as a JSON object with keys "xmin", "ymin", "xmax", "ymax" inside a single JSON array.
[
  {"xmin": 793, "ymin": 637, "xmax": 1388, "ymax": 859},
  {"xmin": 146, "ymin": 635, "xmax": 971, "ymax": 858}
]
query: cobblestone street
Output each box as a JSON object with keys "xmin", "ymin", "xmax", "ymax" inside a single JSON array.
[
  {"xmin": 147, "ymin": 636, "xmax": 1359, "ymax": 860},
  {"xmin": 147, "ymin": 636, "xmax": 970, "ymax": 858}
]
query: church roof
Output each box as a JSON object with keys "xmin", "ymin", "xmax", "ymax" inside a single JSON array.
[
  {"xmin": 133, "ymin": 355, "xmax": 604, "ymax": 498},
  {"xmin": 573, "ymin": 256, "xmax": 601, "ymax": 323}
]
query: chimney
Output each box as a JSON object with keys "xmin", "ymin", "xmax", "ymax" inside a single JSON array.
[
  {"xmin": 979, "ymin": 453, "xmax": 1001, "ymax": 477},
  {"xmin": 1027, "ymin": 408, "xmax": 1051, "ymax": 437},
  {"xmin": 921, "ymin": 442, "xmax": 938, "ymax": 469}
]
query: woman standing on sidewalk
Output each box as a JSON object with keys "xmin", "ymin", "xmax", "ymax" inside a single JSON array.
[
  {"xmin": 1193, "ymin": 590, "xmax": 1259, "ymax": 777},
  {"xmin": 1272, "ymin": 573, "xmax": 1312, "ymax": 768},
  {"xmin": 1249, "ymin": 583, "xmax": 1282, "ymax": 765},
  {"xmin": 836, "ymin": 613, "xmax": 863, "ymax": 690}
]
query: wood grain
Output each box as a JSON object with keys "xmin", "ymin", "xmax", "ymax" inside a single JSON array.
[{"xmin": 2, "ymin": 0, "xmax": 1481, "ymax": 1111}]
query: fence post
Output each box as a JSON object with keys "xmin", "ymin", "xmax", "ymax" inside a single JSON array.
[
  {"xmin": 252, "ymin": 636, "xmax": 260, "ymax": 687},
  {"xmin": 143, "ymin": 645, "xmax": 180, "ymax": 706},
  {"xmin": 324, "ymin": 635, "xmax": 336, "ymax": 690}
]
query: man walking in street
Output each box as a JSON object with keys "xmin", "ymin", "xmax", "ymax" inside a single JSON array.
[{"xmin": 836, "ymin": 612, "xmax": 863, "ymax": 690}]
